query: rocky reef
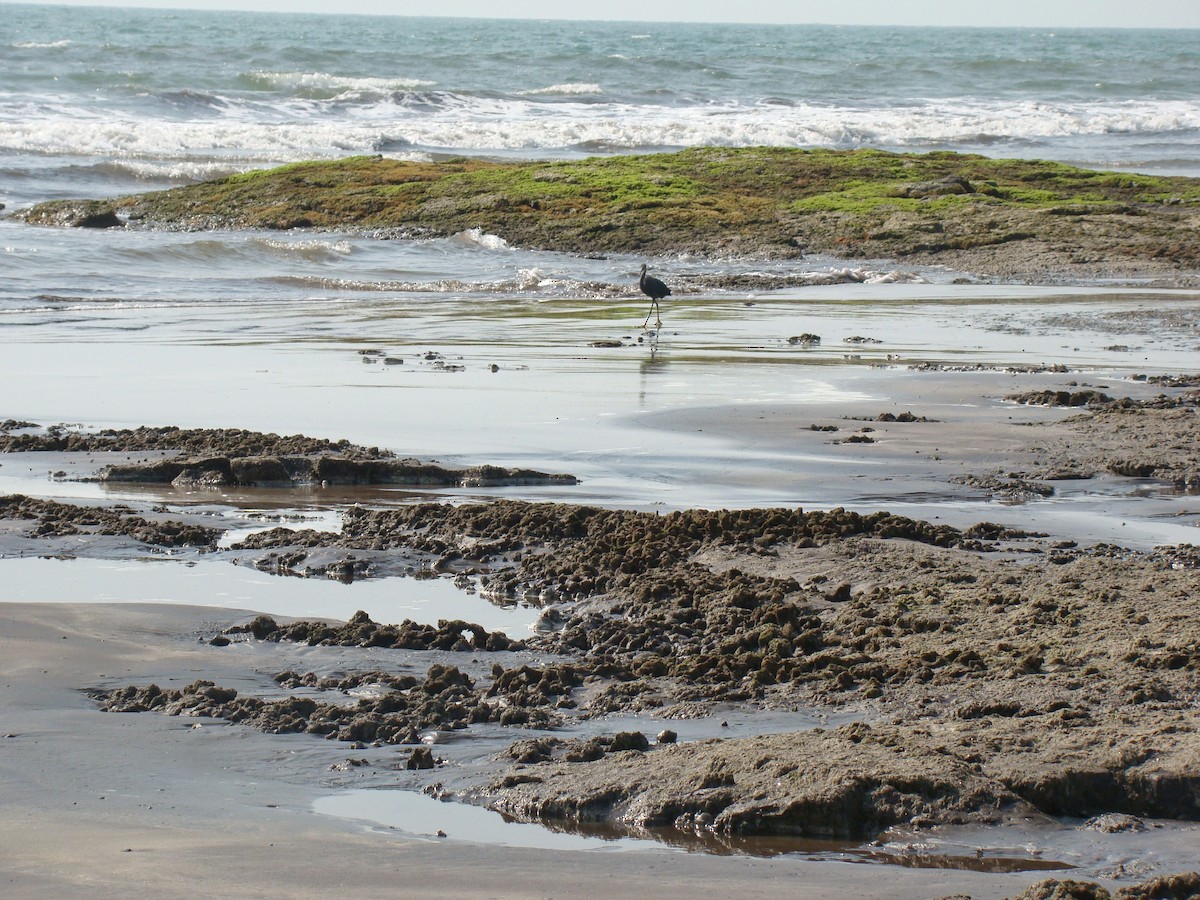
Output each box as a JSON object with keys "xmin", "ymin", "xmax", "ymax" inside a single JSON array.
[{"xmin": 14, "ymin": 148, "xmax": 1200, "ymax": 284}]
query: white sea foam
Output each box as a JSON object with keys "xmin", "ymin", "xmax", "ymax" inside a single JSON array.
[
  {"xmin": 741, "ymin": 268, "xmax": 925, "ymax": 287},
  {"xmin": 378, "ymin": 97, "xmax": 1200, "ymax": 154},
  {"xmin": 252, "ymin": 237, "xmax": 355, "ymax": 260},
  {"xmin": 6, "ymin": 9, "xmax": 1200, "ymax": 190},
  {"xmin": 244, "ymin": 71, "xmax": 436, "ymax": 95},
  {"xmin": 12, "ymin": 40, "xmax": 72, "ymax": 49},
  {"xmin": 1, "ymin": 96, "xmax": 1197, "ymax": 164},
  {"xmin": 86, "ymin": 159, "xmax": 248, "ymax": 183},
  {"xmin": 271, "ymin": 268, "xmax": 621, "ymax": 298},
  {"xmin": 0, "ymin": 118, "xmax": 430, "ymax": 163},
  {"xmin": 452, "ymin": 228, "xmax": 512, "ymax": 251},
  {"xmin": 515, "ymin": 83, "xmax": 604, "ymax": 96}
]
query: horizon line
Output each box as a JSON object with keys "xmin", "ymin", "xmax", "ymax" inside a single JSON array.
[{"xmin": 5, "ymin": 1, "xmax": 1200, "ymax": 30}]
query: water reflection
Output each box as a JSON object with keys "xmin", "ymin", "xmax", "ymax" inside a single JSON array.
[
  {"xmin": 533, "ymin": 815, "xmax": 1073, "ymax": 873},
  {"xmin": 317, "ymin": 788, "xmax": 1073, "ymax": 873},
  {"xmin": 638, "ymin": 334, "xmax": 669, "ymax": 404},
  {"xmin": 0, "ymin": 555, "xmax": 538, "ymax": 634}
]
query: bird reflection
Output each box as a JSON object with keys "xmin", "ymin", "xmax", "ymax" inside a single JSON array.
[{"xmin": 638, "ymin": 332, "xmax": 668, "ymax": 404}]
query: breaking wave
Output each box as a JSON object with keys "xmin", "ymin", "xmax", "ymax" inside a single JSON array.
[
  {"xmin": 241, "ymin": 70, "xmax": 437, "ymax": 99},
  {"xmin": 3, "ymin": 97, "xmax": 1196, "ymax": 163},
  {"xmin": 515, "ymin": 83, "xmax": 605, "ymax": 96},
  {"xmin": 12, "ymin": 39, "xmax": 72, "ymax": 49}
]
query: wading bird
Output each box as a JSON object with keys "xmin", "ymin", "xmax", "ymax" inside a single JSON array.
[{"xmin": 638, "ymin": 263, "xmax": 671, "ymax": 330}]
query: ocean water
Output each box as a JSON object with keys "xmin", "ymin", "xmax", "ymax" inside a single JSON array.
[
  {"xmin": 3, "ymin": 7, "xmax": 1199, "ymax": 295},
  {"xmin": 3, "ymin": 5, "xmax": 1200, "ymax": 210}
]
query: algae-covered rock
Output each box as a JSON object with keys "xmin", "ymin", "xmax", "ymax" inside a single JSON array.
[{"xmin": 15, "ymin": 148, "xmax": 1200, "ymax": 281}]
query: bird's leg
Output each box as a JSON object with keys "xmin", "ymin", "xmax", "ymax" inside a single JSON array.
[{"xmin": 642, "ymin": 300, "xmax": 662, "ymax": 331}]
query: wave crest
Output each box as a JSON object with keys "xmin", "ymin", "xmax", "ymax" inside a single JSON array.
[
  {"xmin": 451, "ymin": 228, "xmax": 512, "ymax": 251},
  {"xmin": 515, "ymin": 83, "xmax": 604, "ymax": 97},
  {"xmin": 3, "ymin": 97, "xmax": 1197, "ymax": 165},
  {"xmin": 241, "ymin": 70, "xmax": 436, "ymax": 99},
  {"xmin": 13, "ymin": 39, "xmax": 72, "ymax": 49}
]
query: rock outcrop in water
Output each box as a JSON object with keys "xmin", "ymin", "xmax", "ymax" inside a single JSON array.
[
  {"xmin": 15, "ymin": 148, "xmax": 1200, "ymax": 284},
  {"xmin": 99, "ymin": 454, "xmax": 576, "ymax": 489},
  {"xmin": 8, "ymin": 389, "xmax": 1197, "ymax": 855},
  {"xmin": 226, "ymin": 609, "xmax": 522, "ymax": 652},
  {"xmin": 1013, "ymin": 872, "xmax": 1200, "ymax": 899},
  {"xmin": 0, "ymin": 424, "xmax": 386, "ymax": 456},
  {"xmin": 0, "ymin": 423, "xmax": 577, "ymax": 489},
  {"xmin": 0, "ymin": 494, "xmax": 219, "ymax": 547}
]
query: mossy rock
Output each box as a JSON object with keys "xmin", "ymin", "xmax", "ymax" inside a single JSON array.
[{"xmin": 15, "ymin": 148, "xmax": 1200, "ymax": 271}]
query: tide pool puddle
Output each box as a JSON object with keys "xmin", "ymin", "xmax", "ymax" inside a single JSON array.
[
  {"xmin": 315, "ymin": 789, "xmax": 1075, "ymax": 873},
  {"xmin": 0, "ymin": 555, "xmax": 537, "ymax": 635},
  {"xmin": 315, "ymin": 789, "xmax": 658, "ymax": 852}
]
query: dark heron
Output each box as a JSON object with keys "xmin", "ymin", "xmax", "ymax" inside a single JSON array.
[{"xmin": 638, "ymin": 263, "xmax": 671, "ymax": 330}]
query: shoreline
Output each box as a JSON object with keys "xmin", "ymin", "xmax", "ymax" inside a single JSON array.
[{"xmin": 3, "ymin": 600, "xmax": 1196, "ymax": 900}]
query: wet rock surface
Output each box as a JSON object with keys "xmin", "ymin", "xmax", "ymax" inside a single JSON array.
[
  {"xmin": 86, "ymin": 493, "xmax": 1200, "ymax": 848},
  {"xmin": 0, "ymin": 494, "xmax": 219, "ymax": 548},
  {"xmin": 227, "ymin": 609, "xmax": 523, "ymax": 653},
  {"xmin": 1008, "ymin": 395, "xmax": 1199, "ymax": 488},
  {"xmin": 1007, "ymin": 389, "xmax": 1116, "ymax": 408},
  {"xmin": 461, "ymin": 533, "xmax": 1200, "ymax": 839},
  {"xmin": 92, "ymin": 659, "xmax": 563, "ymax": 743},
  {"xmin": 0, "ymin": 423, "xmax": 576, "ymax": 488},
  {"xmin": 1011, "ymin": 871, "xmax": 1200, "ymax": 899},
  {"xmin": 0, "ymin": 423, "xmax": 387, "ymax": 457},
  {"xmin": 103, "ymin": 454, "xmax": 577, "ymax": 489}
]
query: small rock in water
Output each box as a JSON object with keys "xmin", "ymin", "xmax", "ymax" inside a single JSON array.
[
  {"xmin": 787, "ymin": 333, "xmax": 821, "ymax": 347},
  {"xmin": 1080, "ymin": 813, "xmax": 1146, "ymax": 833},
  {"xmin": 656, "ymin": 729, "xmax": 678, "ymax": 744},
  {"xmin": 406, "ymin": 747, "xmax": 436, "ymax": 770}
]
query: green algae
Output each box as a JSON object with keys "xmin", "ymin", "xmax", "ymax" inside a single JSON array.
[{"xmin": 16, "ymin": 147, "xmax": 1200, "ymax": 274}]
